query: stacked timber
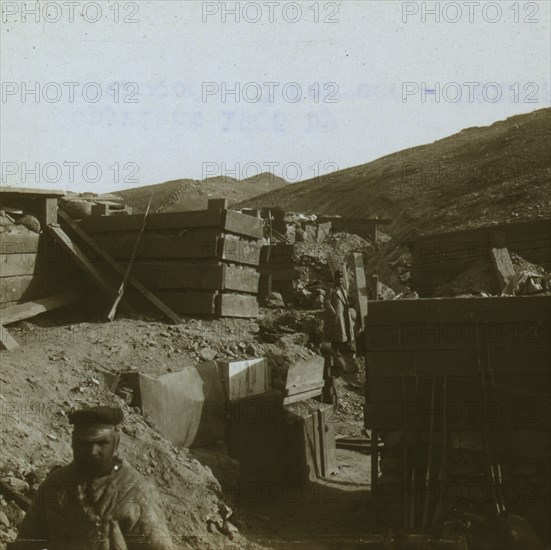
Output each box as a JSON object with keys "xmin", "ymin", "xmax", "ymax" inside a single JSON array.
[
  {"xmin": 258, "ymin": 244, "xmax": 298, "ymax": 300},
  {"xmin": 365, "ymin": 296, "xmax": 551, "ymax": 534},
  {"xmin": 1, "ymin": 188, "xmax": 82, "ymax": 310},
  {"xmin": 79, "ymin": 208, "xmax": 263, "ymax": 317}
]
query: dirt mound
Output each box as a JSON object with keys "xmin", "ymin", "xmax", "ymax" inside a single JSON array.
[{"xmin": 0, "ymin": 316, "xmax": 267, "ymax": 549}]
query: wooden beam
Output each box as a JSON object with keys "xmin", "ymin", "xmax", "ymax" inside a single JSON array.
[
  {"xmin": 366, "ymin": 296, "xmax": 551, "ymax": 325},
  {"xmin": 223, "ymin": 209, "xmax": 264, "ymax": 239},
  {"xmin": 58, "ymin": 211, "xmax": 180, "ymax": 324},
  {"xmin": 220, "ymin": 238, "xmax": 261, "ymax": 266},
  {"xmin": 0, "ymin": 291, "xmax": 80, "ymax": 325},
  {"xmin": 79, "ymin": 209, "xmax": 223, "ymax": 233},
  {"xmin": 370, "ymin": 274, "xmax": 379, "ymax": 301},
  {"xmin": 0, "ymin": 186, "xmax": 65, "ymax": 197},
  {"xmin": 92, "ymin": 235, "xmax": 220, "ymax": 261},
  {"xmin": 41, "ymin": 197, "xmax": 58, "ymax": 225},
  {"xmin": 0, "ymin": 324, "xmax": 19, "ymax": 350},
  {"xmin": 490, "ymin": 247, "xmax": 516, "ymax": 293},
  {"xmin": 352, "ymin": 253, "xmax": 368, "ymax": 327},
  {"xmin": 46, "ymin": 224, "xmax": 121, "ymax": 302},
  {"xmin": 0, "ymin": 275, "xmax": 49, "ymax": 303},
  {"xmin": 216, "ymin": 293, "xmax": 259, "ymax": 318},
  {"xmin": 153, "ymin": 290, "xmax": 217, "ymax": 315},
  {"xmin": 0, "ymin": 233, "xmax": 40, "ymax": 254}
]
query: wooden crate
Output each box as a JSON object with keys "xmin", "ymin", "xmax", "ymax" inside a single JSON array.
[
  {"xmin": 282, "ymin": 402, "xmax": 336, "ymax": 483},
  {"xmin": 226, "ymin": 392, "xmax": 283, "ymax": 482},
  {"xmin": 218, "ymin": 358, "xmax": 271, "ymax": 401}
]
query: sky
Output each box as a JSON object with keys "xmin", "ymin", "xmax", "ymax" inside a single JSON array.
[{"xmin": 1, "ymin": 0, "xmax": 550, "ymax": 193}]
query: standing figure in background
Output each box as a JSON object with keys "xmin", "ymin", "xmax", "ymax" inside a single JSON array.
[{"xmin": 324, "ymin": 269, "xmax": 359, "ymax": 373}]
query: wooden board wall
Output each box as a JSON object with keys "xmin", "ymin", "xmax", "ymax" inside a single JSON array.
[
  {"xmin": 412, "ymin": 218, "xmax": 551, "ymax": 296},
  {"xmin": 0, "ymin": 233, "xmax": 83, "ymax": 307},
  {"xmin": 365, "ymin": 296, "xmax": 551, "ymax": 431}
]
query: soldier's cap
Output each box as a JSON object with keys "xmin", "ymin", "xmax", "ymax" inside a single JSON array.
[{"xmin": 70, "ymin": 406, "xmax": 123, "ymax": 441}]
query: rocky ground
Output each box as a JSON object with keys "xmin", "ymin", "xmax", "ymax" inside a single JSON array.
[{"xmin": 0, "ymin": 301, "xmax": 369, "ymax": 549}]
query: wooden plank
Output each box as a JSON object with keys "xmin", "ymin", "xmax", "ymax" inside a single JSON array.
[
  {"xmin": 285, "ymin": 380, "xmax": 325, "ymax": 397},
  {"xmin": 0, "ymin": 186, "xmax": 65, "ymax": 196},
  {"xmin": 92, "ymin": 235, "xmax": 220, "ymax": 261},
  {"xmin": 218, "ymin": 358, "xmax": 271, "ymax": 401},
  {"xmin": 366, "ymin": 320, "xmax": 551, "ymax": 351},
  {"xmin": 367, "ymin": 348, "xmax": 550, "ymax": 377},
  {"xmin": 0, "ymin": 291, "xmax": 81, "ymax": 325},
  {"xmin": 128, "ymin": 263, "xmax": 224, "ymax": 290},
  {"xmin": 223, "ymin": 266, "xmax": 259, "ymax": 293},
  {"xmin": 317, "ymin": 222, "xmax": 332, "ymax": 243},
  {"xmin": 283, "ymin": 388, "xmax": 324, "ymax": 405},
  {"xmin": 285, "ymin": 357, "xmax": 325, "ymax": 393},
  {"xmin": 352, "ymin": 252, "xmax": 368, "ymax": 327},
  {"xmin": 366, "ymin": 296, "xmax": 551, "ymax": 325},
  {"xmin": 320, "ymin": 405, "xmax": 336, "ymax": 476},
  {"xmin": 258, "ymin": 262, "xmax": 296, "ymax": 272},
  {"xmin": 0, "ymin": 275, "xmax": 50, "ymax": 303},
  {"xmin": 260, "ymin": 244, "xmax": 295, "ymax": 264},
  {"xmin": 153, "ymin": 290, "xmax": 217, "ymax": 315},
  {"xmin": 216, "ymin": 293, "xmax": 259, "ymax": 318},
  {"xmin": 0, "ymin": 233, "xmax": 40, "ymax": 254},
  {"xmin": 220, "ymin": 238, "xmax": 261, "ymax": 266},
  {"xmin": 0, "ymin": 254, "xmax": 39, "ymax": 277},
  {"xmin": 368, "ymin": 375, "xmax": 551, "ymax": 404},
  {"xmin": 257, "ymin": 267, "xmax": 300, "ymax": 281},
  {"xmin": 59, "ymin": 211, "xmax": 180, "ymax": 324},
  {"xmin": 490, "ymin": 247, "xmax": 516, "ymax": 292},
  {"xmin": 79, "ymin": 209, "xmax": 224, "ymax": 233},
  {"xmin": 223, "ymin": 209, "xmax": 264, "ymax": 239},
  {"xmin": 364, "ymin": 402, "xmax": 551, "ymax": 430},
  {"xmin": 0, "ymin": 324, "xmax": 19, "ymax": 350},
  {"xmin": 47, "ymin": 225, "xmax": 119, "ymax": 302},
  {"xmin": 41, "ymin": 197, "xmax": 58, "ymax": 225},
  {"xmin": 285, "ymin": 379, "xmax": 325, "ymax": 394}
]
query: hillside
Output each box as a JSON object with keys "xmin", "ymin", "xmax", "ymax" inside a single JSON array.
[
  {"xmin": 238, "ymin": 109, "xmax": 551, "ymax": 236},
  {"xmin": 116, "ymin": 173, "xmax": 288, "ymax": 214}
]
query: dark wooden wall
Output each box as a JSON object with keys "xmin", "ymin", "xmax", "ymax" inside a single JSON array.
[{"xmin": 412, "ymin": 218, "xmax": 551, "ymax": 296}]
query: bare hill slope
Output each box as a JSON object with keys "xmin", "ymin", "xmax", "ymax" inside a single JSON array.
[
  {"xmin": 239, "ymin": 108, "xmax": 551, "ymax": 236},
  {"xmin": 116, "ymin": 173, "xmax": 288, "ymax": 214}
]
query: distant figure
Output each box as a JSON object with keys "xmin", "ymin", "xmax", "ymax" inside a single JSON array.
[
  {"xmin": 324, "ymin": 270, "xmax": 359, "ymax": 373},
  {"xmin": 13, "ymin": 406, "xmax": 173, "ymax": 550}
]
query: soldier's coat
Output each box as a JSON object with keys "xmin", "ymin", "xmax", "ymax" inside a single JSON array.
[
  {"xmin": 15, "ymin": 459, "xmax": 174, "ymax": 550},
  {"xmin": 324, "ymin": 285, "xmax": 355, "ymax": 343}
]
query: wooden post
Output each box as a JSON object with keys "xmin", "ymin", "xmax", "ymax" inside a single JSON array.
[
  {"xmin": 0, "ymin": 324, "xmax": 20, "ymax": 351},
  {"xmin": 490, "ymin": 247, "xmax": 516, "ymax": 293},
  {"xmin": 370, "ymin": 274, "xmax": 379, "ymax": 301},
  {"xmin": 41, "ymin": 197, "xmax": 58, "ymax": 225},
  {"xmin": 352, "ymin": 253, "xmax": 368, "ymax": 327}
]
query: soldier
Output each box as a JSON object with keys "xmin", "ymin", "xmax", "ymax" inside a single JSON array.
[
  {"xmin": 12, "ymin": 406, "xmax": 174, "ymax": 550},
  {"xmin": 324, "ymin": 269, "xmax": 359, "ymax": 373}
]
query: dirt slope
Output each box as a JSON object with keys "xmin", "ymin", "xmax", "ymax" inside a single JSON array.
[
  {"xmin": 116, "ymin": 173, "xmax": 288, "ymax": 214},
  {"xmin": 0, "ymin": 315, "xmax": 268, "ymax": 549},
  {"xmin": 238, "ymin": 108, "xmax": 551, "ymax": 237}
]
